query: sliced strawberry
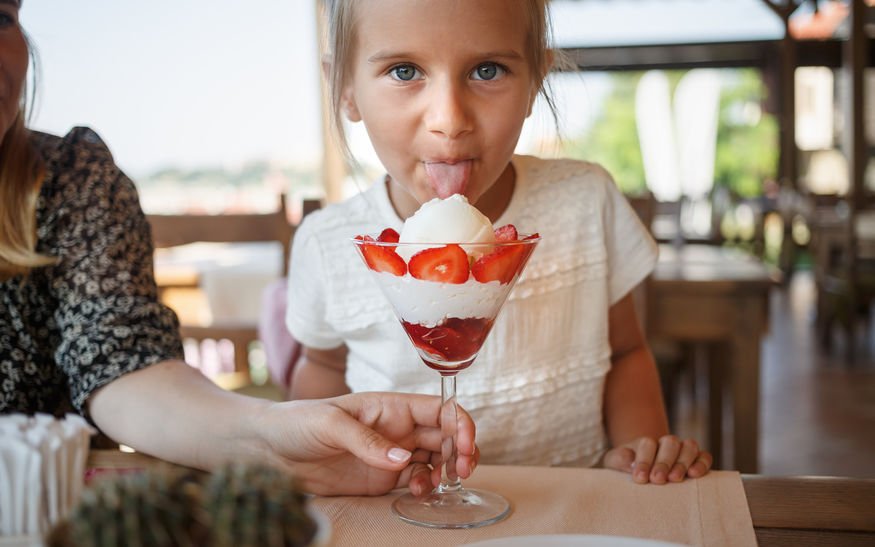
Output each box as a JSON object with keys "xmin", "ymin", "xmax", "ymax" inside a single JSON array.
[
  {"xmin": 471, "ymin": 242, "xmax": 535, "ymax": 284},
  {"xmin": 357, "ymin": 237, "xmax": 407, "ymax": 276},
  {"xmin": 378, "ymin": 228, "xmax": 400, "ymax": 243},
  {"xmin": 494, "ymin": 224, "xmax": 519, "ymax": 242},
  {"xmin": 408, "ymin": 244, "xmax": 469, "ymax": 284}
]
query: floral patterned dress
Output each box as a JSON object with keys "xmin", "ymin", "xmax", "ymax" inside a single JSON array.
[{"xmin": 0, "ymin": 127, "xmax": 183, "ymax": 418}]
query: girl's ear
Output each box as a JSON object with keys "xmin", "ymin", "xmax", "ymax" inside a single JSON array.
[
  {"xmin": 545, "ymin": 49, "xmax": 555, "ymax": 74},
  {"xmin": 341, "ymin": 87, "xmax": 362, "ymax": 122},
  {"xmin": 526, "ymin": 82, "xmax": 541, "ymax": 118},
  {"xmin": 527, "ymin": 49, "xmax": 555, "ymax": 117},
  {"xmin": 526, "ymin": 88, "xmax": 538, "ymax": 117},
  {"xmin": 322, "ymin": 55, "xmax": 362, "ymax": 122}
]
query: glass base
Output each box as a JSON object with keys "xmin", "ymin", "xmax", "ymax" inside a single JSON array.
[{"xmin": 392, "ymin": 487, "xmax": 511, "ymax": 529}]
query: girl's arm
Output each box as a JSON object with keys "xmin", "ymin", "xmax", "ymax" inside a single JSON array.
[
  {"xmin": 602, "ymin": 292, "xmax": 712, "ymax": 484},
  {"xmin": 603, "ymin": 292, "xmax": 669, "ymax": 444},
  {"xmin": 289, "ymin": 344, "xmax": 351, "ymax": 399}
]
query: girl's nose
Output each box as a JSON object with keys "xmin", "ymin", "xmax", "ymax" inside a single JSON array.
[{"xmin": 424, "ymin": 80, "xmax": 473, "ymax": 139}]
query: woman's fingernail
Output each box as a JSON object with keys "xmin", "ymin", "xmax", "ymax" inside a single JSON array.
[{"xmin": 388, "ymin": 448, "xmax": 411, "ymax": 463}]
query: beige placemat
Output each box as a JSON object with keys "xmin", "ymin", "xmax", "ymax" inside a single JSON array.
[{"xmin": 311, "ymin": 466, "xmax": 756, "ymax": 547}]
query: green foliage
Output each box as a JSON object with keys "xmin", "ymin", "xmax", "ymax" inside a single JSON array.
[
  {"xmin": 714, "ymin": 69, "xmax": 779, "ymax": 198},
  {"xmin": 561, "ymin": 69, "xmax": 778, "ymax": 198},
  {"xmin": 563, "ymin": 72, "xmax": 647, "ymax": 194},
  {"xmin": 138, "ymin": 161, "xmax": 320, "ymax": 192}
]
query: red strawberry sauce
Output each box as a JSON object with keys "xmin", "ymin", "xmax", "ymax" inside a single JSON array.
[{"xmin": 401, "ymin": 317, "xmax": 494, "ymax": 373}]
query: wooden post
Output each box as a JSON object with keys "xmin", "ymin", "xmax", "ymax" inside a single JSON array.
[
  {"xmin": 841, "ymin": 0, "xmax": 867, "ymax": 361},
  {"xmin": 845, "ymin": 0, "xmax": 867, "ymax": 215},
  {"xmin": 761, "ymin": 0, "xmax": 803, "ymax": 277},
  {"xmin": 760, "ymin": 1, "xmax": 803, "ymax": 189},
  {"xmin": 315, "ymin": 0, "xmax": 348, "ymax": 203}
]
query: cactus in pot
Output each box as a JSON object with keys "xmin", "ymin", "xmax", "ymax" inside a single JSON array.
[{"xmin": 46, "ymin": 464, "xmax": 319, "ymax": 547}]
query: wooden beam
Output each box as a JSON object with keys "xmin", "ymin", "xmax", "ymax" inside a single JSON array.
[
  {"xmin": 563, "ymin": 41, "xmax": 774, "ymax": 71},
  {"xmin": 795, "ymin": 39, "xmax": 875, "ymax": 68},
  {"xmin": 560, "ymin": 39, "xmax": 875, "ymax": 72}
]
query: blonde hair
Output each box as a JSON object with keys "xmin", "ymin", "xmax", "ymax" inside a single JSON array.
[
  {"xmin": 322, "ymin": 0, "xmax": 565, "ymax": 161},
  {"xmin": 0, "ymin": 40, "xmax": 52, "ymax": 280}
]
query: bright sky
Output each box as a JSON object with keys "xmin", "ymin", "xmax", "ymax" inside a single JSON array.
[
  {"xmin": 551, "ymin": 0, "xmax": 784, "ymax": 47},
  {"xmin": 20, "ymin": 0, "xmax": 785, "ymax": 179},
  {"xmin": 22, "ymin": 0, "xmax": 322, "ymax": 178}
]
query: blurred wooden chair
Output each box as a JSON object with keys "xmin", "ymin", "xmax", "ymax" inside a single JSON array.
[
  {"xmin": 148, "ymin": 195, "xmax": 295, "ymax": 386},
  {"xmin": 626, "ymin": 191, "xmax": 656, "ymax": 235},
  {"xmin": 627, "ymin": 192, "xmax": 715, "ymax": 431},
  {"xmin": 810, "ymin": 203, "xmax": 875, "ymax": 361},
  {"xmin": 626, "ymin": 192, "xmax": 684, "ymax": 424},
  {"xmin": 255, "ymin": 198, "xmax": 322, "ymax": 399}
]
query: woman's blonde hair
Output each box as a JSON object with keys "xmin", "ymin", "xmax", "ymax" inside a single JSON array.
[
  {"xmin": 0, "ymin": 37, "xmax": 52, "ymax": 279},
  {"xmin": 322, "ymin": 0, "xmax": 566, "ymax": 162}
]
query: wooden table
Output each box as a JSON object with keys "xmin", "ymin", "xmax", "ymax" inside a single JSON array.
[
  {"xmin": 648, "ymin": 244, "xmax": 780, "ymax": 473},
  {"xmin": 86, "ymin": 451, "xmax": 875, "ymax": 546},
  {"xmin": 742, "ymin": 474, "xmax": 875, "ymax": 546}
]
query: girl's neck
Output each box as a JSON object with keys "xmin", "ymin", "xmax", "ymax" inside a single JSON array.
[{"xmin": 387, "ymin": 162, "xmax": 516, "ymax": 224}]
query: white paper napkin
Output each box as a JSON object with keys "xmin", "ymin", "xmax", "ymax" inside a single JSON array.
[{"xmin": 0, "ymin": 413, "xmax": 95, "ymax": 541}]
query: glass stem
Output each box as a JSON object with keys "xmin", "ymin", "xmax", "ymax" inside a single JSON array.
[{"xmin": 439, "ymin": 373, "xmax": 461, "ymax": 493}]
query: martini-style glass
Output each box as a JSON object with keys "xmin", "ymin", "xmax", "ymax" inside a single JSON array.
[{"xmin": 352, "ymin": 234, "xmax": 539, "ymax": 529}]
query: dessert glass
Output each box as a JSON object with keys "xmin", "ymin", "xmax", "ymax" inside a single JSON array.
[{"xmin": 352, "ymin": 236, "xmax": 539, "ymax": 529}]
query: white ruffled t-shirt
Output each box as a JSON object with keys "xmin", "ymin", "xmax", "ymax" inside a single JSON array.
[{"xmin": 287, "ymin": 155, "xmax": 657, "ymax": 466}]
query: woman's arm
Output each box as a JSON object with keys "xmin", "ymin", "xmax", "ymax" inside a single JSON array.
[
  {"xmin": 601, "ymin": 292, "xmax": 712, "ymax": 484},
  {"xmin": 87, "ymin": 360, "xmax": 477, "ymax": 496},
  {"xmin": 88, "ymin": 360, "xmax": 273, "ymax": 470},
  {"xmin": 289, "ymin": 345, "xmax": 351, "ymax": 399}
]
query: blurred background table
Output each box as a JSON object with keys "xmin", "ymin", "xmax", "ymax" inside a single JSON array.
[{"xmin": 648, "ymin": 244, "xmax": 781, "ymax": 473}]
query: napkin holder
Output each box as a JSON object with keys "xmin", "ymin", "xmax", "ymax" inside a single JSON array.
[{"xmin": 0, "ymin": 413, "xmax": 94, "ymax": 546}]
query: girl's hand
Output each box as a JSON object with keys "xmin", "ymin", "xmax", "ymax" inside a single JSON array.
[{"xmin": 603, "ymin": 436, "xmax": 712, "ymax": 484}]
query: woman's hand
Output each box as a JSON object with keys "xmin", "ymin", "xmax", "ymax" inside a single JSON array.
[
  {"xmin": 254, "ymin": 392, "xmax": 479, "ymax": 496},
  {"xmin": 603, "ymin": 435, "xmax": 712, "ymax": 484}
]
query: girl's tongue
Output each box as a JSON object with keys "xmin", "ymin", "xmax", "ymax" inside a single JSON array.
[{"xmin": 424, "ymin": 161, "xmax": 471, "ymax": 199}]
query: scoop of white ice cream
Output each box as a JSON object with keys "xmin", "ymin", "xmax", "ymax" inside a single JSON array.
[{"xmin": 397, "ymin": 194, "xmax": 495, "ymax": 260}]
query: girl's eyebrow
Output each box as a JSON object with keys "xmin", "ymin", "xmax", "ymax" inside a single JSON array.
[
  {"xmin": 368, "ymin": 49, "xmax": 524, "ymax": 64},
  {"xmin": 368, "ymin": 50, "xmax": 415, "ymax": 63},
  {"xmin": 472, "ymin": 50, "xmax": 525, "ymax": 62},
  {"xmin": 0, "ymin": 0, "xmax": 21, "ymax": 7}
]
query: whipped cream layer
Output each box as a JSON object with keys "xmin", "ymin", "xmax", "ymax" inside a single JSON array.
[{"xmin": 374, "ymin": 271, "xmax": 510, "ymax": 327}]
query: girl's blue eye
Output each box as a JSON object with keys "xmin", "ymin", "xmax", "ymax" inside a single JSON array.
[
  {"xmin": 472, "ymin": 63, "xmax": 504, "ymax": 81},
  {"xmin": 0, "ymin": 5, "xmax": 19, "ymax": 27},
  {"xmin": 390, "ymin": 65, "xmax": 419, "ymax": 82}
]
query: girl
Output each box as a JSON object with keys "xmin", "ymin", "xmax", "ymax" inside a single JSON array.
[{"xmin": 288, "ymin": 0, "xmax": 712, "ymax": 484}]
